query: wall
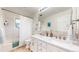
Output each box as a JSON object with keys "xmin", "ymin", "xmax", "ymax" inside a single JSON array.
[
  {"xmin": 0, "ymin": 9, "xmax": 33, "ymax": 51},
  {"xmin": 0, "ymin": 8, "xmax": 5, "ymax": 44},
  {"xmin": 32, "ymin": 13, "xmax": 40, "ymax": 34},
  {"xmin": 41, "ymin": 9, "xmax": 71, "ymax": 33},
  {"xmin": 2, "ymin": 10, "xmax": 19, "ymax": 42},
  {"xmin": 2, "ymin": 10, "xmax": 33, "ymax": 46},
  {"xmin": 0, "ymin": 8, "xmax": 6, "ymax": 51}
]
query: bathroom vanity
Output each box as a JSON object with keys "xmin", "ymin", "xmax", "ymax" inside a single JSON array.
[{"xmin": 31, "ymin": 34, "xmax": 79, "ymax": 52}]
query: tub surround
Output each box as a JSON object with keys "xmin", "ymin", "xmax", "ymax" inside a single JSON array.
[{"xmin": 32, "ymin": 34, "xmax": 79, "ymax": 52}]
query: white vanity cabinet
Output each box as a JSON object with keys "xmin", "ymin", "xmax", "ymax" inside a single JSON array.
[
  {"xmin": 31, "ymin": 37, "xmax": 67, "ymax": 52},
  {"xmin": 31, "ymin": 37, "xmax": 47, "ymax": 52}
]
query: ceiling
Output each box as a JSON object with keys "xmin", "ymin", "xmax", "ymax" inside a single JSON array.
[
  {"xmin": 39, "ymin": 7, "xmax": 71, "ymax": 20},
  {"xmin": 2, "ymin": 7, "xmax": 71, "ymax": 19},
  {"xmin": 2, "ymin": 7, "xmax": 39, "ymax": 18}
]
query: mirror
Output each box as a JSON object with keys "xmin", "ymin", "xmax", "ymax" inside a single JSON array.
[{"xmin": 37, "ymin": 7, "xmax": 72, "ymax": 40}]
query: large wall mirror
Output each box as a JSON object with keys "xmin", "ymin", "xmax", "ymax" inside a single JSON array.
[{"xmin": 38, "ymin": 7, "xmax": 73, "ymax": 40}]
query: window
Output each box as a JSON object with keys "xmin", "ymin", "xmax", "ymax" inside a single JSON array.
[{"xmin": 15, "ymin": 19, "xmax": 20, "ymax": 29}]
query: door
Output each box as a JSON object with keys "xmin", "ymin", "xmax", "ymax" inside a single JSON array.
[{"xmin": 20, "ymin": 16, "xmax": 33, "ymax": 46}]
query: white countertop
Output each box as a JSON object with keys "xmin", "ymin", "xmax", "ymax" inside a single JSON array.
[{"xmin": 32, "ymin": 34, "xmax": 79, "ymax": 52}]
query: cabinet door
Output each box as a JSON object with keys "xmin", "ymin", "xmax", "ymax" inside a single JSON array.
[
  {"xmin": 47, "ymin": 44, "xmax": 66, "ymax": 52},
  {"xmin": 33, "ymin": 39, "xmax": 38, "ymax": 52},
  {"xmin": 30, "ymin": 38, "xmax": 34, "ymax": 51},
  {"xmin": 37, "ymin": 40, "xmax": 42, "ymax": 52},
  {"xmin": 31, "ymin": 38, "xmax": 38, "ymax": 52},
  {"xmin": 37, "ymin": 40, "xmax": 47, "ymax": 52},
  {"xmin": 42, "ymin": 42, "xmax": 47, "ymax": 52}
]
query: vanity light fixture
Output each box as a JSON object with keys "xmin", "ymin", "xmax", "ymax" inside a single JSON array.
[
  {"xmin": 38, "ymin": 7, "xmax": 49, "ymax": 17},
  {"xmin": 39, "ymin": 7, "xmax": 49, "ymax": 13}
]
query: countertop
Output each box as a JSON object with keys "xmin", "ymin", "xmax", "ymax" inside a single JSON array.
[{"xmin": 32, "ymin": 34, "xmax": 79, "ymax": 52}]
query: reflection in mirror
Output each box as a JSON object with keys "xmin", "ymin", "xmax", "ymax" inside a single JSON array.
[
  {"xmin": 15, "ymin": 19, "xmax": 20, "ymax": 29},
  {"xmin": 38, "ymin": 7, "xmax": 72, "ymax": 40}
]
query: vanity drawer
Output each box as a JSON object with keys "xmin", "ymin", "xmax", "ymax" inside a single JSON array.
[
  {"xmin": 33, "ymin": 46, "xmax": 38, "ymax": 52},
  {"xmin": 47, "ymin": 44, "xmax": 66, "ymax": 52},
  {"xmin": 42, "ymin": 48, "xmax": 47, "ymax": 52},
  {"xmin": 37, "ymin": 40, "xmax": 42, "ymax": 46},
  {"xmin": 31, "ymin": 38, "xmax": 38, "ymax": 52},
  {"xmin": 38, "ymin": 48, "xmax": 42, "ymax": 52},
  {"xmin": 38, "ymin": 45, "xmax": 47, "ymax": 52},
  {"xmin": 42, "ymin": 42, "xmax": 47, "ymax": 48},
  {"xmin": 38, "ymin": 43, "xmax": 42, "ymax": 52}
]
